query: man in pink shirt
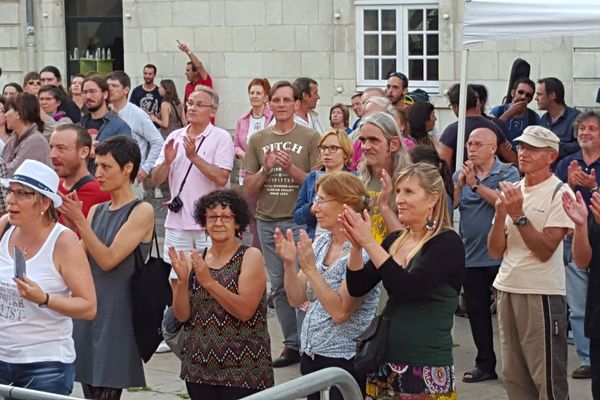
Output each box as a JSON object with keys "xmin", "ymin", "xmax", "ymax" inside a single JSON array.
[{"xmin": 152, "ymin": 86, "xmax": 234, "ymax": 276}]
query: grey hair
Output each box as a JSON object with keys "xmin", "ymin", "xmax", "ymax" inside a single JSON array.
[
  {"xmin": 193, "ymin": 85, "xmax": 219, "ymax": 109},
  {"xmin": 575, "ymin": 109, "xmax": 600, "ymax": 138},
  {"xmin": 363, "ymin": 96, "xmax": 395, "ymax": 116},
  {"xmin": 362, "ymin": 87, "xmax": 386, "ymax": 98},
  {"xmin": 358, "ymin": 112, "xmax": 409, "ymax": 197}
]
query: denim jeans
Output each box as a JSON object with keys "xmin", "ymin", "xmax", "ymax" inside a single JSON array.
[
  {"xmin": 257, "ymin": 218, "xmax": 304, "ymax": 350},
  {"xmin": 564, "ymin": 235, "xmax": 591, "ymax": 366},
  {"xmin": 0, "ymin": 360, "xmax": 75, "ymax": 395}
]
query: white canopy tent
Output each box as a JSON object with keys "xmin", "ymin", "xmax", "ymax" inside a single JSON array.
[{"xmin": 454, "ymin": 0, "xmax": 600, "ymax": 167}]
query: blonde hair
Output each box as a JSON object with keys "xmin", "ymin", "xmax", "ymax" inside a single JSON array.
[
  {"xmin": 388, "ymin": 163, "xmax": 451, "ymax": 261},
  {"xmin": 33, "ymin": 191, "xmax": 58, "ymax": 222},
  {"xmin": 316, "ymin": 171, "xmax": 370, "ymax": 213},
  {"xmin": 319, "ymin": 129, "xmax": 354, "ymax": 168}
]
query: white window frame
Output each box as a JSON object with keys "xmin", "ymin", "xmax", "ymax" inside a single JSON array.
[{"xmin": 355, "ymin": 1, "xmax": 439, "ymax": 93}]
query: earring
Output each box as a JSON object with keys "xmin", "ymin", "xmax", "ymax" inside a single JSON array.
[{"xmin": 424, "ymin": 207, "xmax": 437, "ymax": 231}]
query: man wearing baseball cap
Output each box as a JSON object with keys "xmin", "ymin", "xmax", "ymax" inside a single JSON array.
[{"xmin": 488, "ymin": 125, "xmax": 574, "ymax": 399}]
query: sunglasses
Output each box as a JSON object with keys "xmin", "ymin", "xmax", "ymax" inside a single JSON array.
[
  {"xmin": 388, "ymin": 72, "xmax": 408, "ymax": 87},
  {"xmin": 27, "ymin": 80, "xmax": 41, "ymax": 86},
  {"xmin": 516, "ymin": 89, "xmax": 534, "ymax": 99}
]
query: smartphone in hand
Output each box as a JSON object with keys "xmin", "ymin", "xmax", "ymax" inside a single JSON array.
[{"xmin": 14, "ymin": 247, "xmax": 26, "ymax": 280}]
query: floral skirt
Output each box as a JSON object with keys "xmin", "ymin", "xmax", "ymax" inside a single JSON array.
[{"xmin": 365, "ymin": 362, "xmax": 456, "ymax": 400}]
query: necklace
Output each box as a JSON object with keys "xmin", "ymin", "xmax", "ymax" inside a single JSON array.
[{"xmin": 270, "ymin": 123, "xmax": 296, "ymax": 135}]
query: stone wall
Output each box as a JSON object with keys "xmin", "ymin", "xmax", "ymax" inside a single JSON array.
[{"xmin": 1, "ymin": 0, "xmax": 598, "ymax": 133}]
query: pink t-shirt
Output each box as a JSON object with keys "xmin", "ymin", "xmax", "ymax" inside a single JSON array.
[{"xmin": 155, "ymin": 124, "xmax": 235, "ymax": 230}]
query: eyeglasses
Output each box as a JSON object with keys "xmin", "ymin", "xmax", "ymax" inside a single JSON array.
[
  {"xmin": 186, "ymin": 101, "xmax": 212, "ymax": 109},
  {"xmin": 205, "ymin": 214, "xmax": 235, "ymax": 224},
  {"xmin": 27, "ymin": 80, "xmax": 41, "ymax": 86},
  {"xmin": 7, "ymin": 187, "xmax": 36, "ymax": 200},
  {"xmin": 313, "ymin": 196, "xmax": 337, "ymax": 207},
  {"xmin": 465, "ymin": 141, "xmax": 495, "ymax": 149},
  {"xmin": 318, "ymin": 145, "xmax": 342, "ymax": 153},
  {"xmin": 516, "ymin": 89, "xmax": 534, "ymax": 99},
  {"xmin": 82, "ymin": 89, "xmax": 102, "ymax": 96}
]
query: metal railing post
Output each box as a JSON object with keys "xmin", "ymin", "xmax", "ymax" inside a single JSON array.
[
  {"xmin": 0, "ymin": 385, "xmax": 80, "ymax": 400},
  {"xmin": 242, "ymin": 367, "xmax": 362, "ymax": 400}
]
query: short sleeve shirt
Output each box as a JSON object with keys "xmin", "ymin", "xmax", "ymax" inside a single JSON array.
[
  {"xmin": 155, "ymin": 124, "xmax": 235, "ymax": 230},
  {"xmin": 454, "ymin": 159, "xmax": 520, "ymax": 267},
  {"xmin": 242, "ymin": 124, "xmax": 321, "ymax": 221},
  {"xmin": 300, "ymin": 233, "xmax": 379, "ymax": 359},
  {"xmin": 493, "ymin": 175, "xmax": 575, "ymax": 295},
  {"xmin": 490, "ymin": 105, "xmax": 541, "ymax": 146}
]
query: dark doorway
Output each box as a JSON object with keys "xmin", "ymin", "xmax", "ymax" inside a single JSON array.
[{"xmin": 64, "ymin": 0, "xmax": 123, "ymax": 83}]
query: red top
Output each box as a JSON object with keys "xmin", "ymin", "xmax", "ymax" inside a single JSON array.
[{"xmin": 58, "ymin": 178, "xmax": 111, "ymax": 224}]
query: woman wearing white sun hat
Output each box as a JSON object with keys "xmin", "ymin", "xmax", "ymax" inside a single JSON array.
[{"xmin": 0, "ymin": 159, "xmax": 96, "ymax": 395}]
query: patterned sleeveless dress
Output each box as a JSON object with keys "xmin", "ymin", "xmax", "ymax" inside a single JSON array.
[{"xmin": 180, "ymin": 245, "xmax": 274, "ymax": 390}]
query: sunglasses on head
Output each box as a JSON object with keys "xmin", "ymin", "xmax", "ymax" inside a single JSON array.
[{"xmin": 388, "ymin": 72, "xmax": 408, "ymax": 86}]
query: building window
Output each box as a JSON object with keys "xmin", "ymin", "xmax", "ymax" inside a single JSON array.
[
  {"xmin": 355, "ymin": 2, "xmax": 439, "ymax": 91},
  {"xmin": 64, "ymin": 0, "xmax": 123, "ymax": 82}
]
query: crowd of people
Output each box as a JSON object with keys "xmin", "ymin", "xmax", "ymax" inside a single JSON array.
[{"xmin": 0, "ymin": 40, "xmax": 598, "ymax": 400}]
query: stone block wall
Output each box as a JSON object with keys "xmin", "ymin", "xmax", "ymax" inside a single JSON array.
[{"xmin": 122, "ymin": 0, "xmax": 357, "ymax": 131}]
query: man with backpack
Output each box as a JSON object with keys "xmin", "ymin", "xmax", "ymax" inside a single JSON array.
[
  {"xmin": 488, "ymin": 125, "xmax": 574, "ymax": 399},
  {"xmin": 490, "ymin": 77, "xmax": 541, "ymax": 149}
]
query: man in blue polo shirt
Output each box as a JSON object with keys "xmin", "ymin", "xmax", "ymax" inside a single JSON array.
[
  {"xmin": 555, "ymin": 110, "xmax": 600, "ymax": 380},
  {"xmin": 453, "ymin": 127, "xmax": 520, "ymax": 383},
  {"xmin": 536, "ymin": 77, "xmax": 580, "ymax": 163}
]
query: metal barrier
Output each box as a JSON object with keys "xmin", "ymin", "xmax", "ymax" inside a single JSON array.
[
  {"xmin": 0, "ymin": 385, "xmax": 80, "ymax": 400},
  {"xmin": 242, "ymin": 367, "xmax": 363, "ymax": 400}
]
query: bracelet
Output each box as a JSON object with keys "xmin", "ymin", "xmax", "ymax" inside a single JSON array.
[
  {"xmin": 471, "ymin": 184, "xmax": 479, "ymax": 192},
  {"xmin": 38, "ymin": 292, "xmax": 50, "ymax": 308},
  {"xmin": 186, "ymin": 50, "xmax": 192, "ymax": 56},
  {"xmin": 592, "ymin": 185, "xmax": 599, "ymax": 193}
]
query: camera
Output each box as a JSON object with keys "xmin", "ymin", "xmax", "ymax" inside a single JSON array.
[{"xmin": 168, "ymin": 196, "xmax": 184, "ymax": 213}]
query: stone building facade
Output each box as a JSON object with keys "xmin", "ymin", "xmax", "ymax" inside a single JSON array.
[{"xmin": 0, "ymin": 0, "xmax": 598, "ymax": 132}]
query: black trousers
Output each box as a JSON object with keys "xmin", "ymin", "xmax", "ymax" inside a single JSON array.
[
  {"xmin": 300, "ymin": 353, "xmax": 364, "ymax": 400},
  {"xmin": 591, "ymin": 337, "xmax": 600, "ymax": 399},
  {"xmin": 185, "ymin": 382, "xmax": 260, "ymax": 400},
  {"xmin": 463, "ymin": 266, "xmax": 499, "ymax": 373}
]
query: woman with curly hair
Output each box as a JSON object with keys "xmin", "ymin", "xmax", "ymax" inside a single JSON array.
[{"xmin": 169, "ymin": 189, "xmax": 274, "ymax": 399}]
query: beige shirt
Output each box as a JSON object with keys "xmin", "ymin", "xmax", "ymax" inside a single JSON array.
[
  {"xmin": 242, "ymin": 124, "xmax": 321, "ymax": 221},
  {"xmin": 493, "ymin": 175, "xmax": 574, "ymax": 295}
]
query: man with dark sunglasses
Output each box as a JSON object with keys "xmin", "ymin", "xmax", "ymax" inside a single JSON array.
[{"xmin": 491, "ymin": 77, "xmax": 541, "ymax": 148}]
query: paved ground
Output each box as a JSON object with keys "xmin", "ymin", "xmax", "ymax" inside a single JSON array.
[{"xmin": 70, "ymin": 188, "xmax": 593, "ymax": 399}]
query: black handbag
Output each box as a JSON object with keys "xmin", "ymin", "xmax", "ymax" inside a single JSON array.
[
  {"xmin": 130, "ymin": 230, "xmax": 173, "ymax": 363},
  {"xmin": 354, "ymin": 310, "xmax": 391, "ymax": 375}
]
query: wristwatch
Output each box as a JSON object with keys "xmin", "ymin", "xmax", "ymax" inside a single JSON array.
[
  {"xmin": 38, "ymin": 292, "xmax": 50, "ymax": 308},
  {"xmin": 513, "ymin": 215, "xmax": 529, "ymax": 227}
]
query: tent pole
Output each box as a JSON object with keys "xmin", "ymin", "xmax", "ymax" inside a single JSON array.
[{"xmin": 455, "ymin": 48, "xmax": 469, "ymax": 170}]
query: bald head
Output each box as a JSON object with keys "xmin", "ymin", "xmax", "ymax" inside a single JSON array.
[
  {"xmin": 470, "ymin": 128, "xmax": 497, "ymax": 143},
  {"xmin": 466, "ymin": 128, "xmax": 498, "ymax": 166}
]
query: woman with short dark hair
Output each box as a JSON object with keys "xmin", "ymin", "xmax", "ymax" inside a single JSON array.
[{"xmin": 169, "ymin": 189, "xmax": 274, "ymax": 400}]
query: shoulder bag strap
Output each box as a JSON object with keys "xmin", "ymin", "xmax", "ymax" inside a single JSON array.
[
  {"xmin": 69, "ymin": 174, "xmax": 95, "ymax": 193},
  {"xmin": 552, "ymin": 182, "xmax": 564, "ymax": 201},
  {"xmin": 175, "ymin": 135, "xmax": 207, "ymax": 197},
  {"xmin": 171, "ymin": 102, "xmax": 184, "ymax": 128}
]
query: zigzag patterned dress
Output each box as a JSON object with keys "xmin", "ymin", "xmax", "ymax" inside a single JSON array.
[{"xmin": 180, "ymin": 245, "xmax": 274, "ymax": 390}]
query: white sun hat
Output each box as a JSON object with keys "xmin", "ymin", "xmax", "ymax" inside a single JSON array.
[{"xmin": 1, "ymin": 159, "xmax": 62, "ymax": 207}]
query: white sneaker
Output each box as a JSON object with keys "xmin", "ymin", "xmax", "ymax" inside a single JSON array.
[
  {"xmin": 156, "ymin": 341, "xmax": 171, "ymax": 353},
  {"xmin": 154, "ymin": 188, "xmax": 164, "ymax": 199}
]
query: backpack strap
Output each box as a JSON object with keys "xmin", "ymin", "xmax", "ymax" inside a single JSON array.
[
  {"xmin": 69, "ymin": 174, "xmax": 95, "ymax": 193},
  {"xmin": 551, "ymin": 182, "xmax": 564, "ymax": 201}
]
